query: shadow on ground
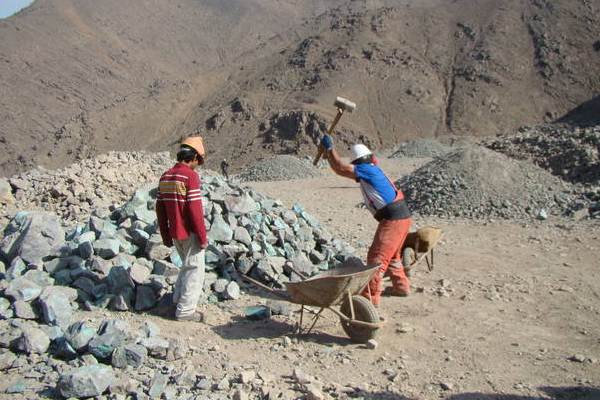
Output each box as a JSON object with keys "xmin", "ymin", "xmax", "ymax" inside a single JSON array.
[{"xmin": 211, "ymin": 315, "xmax": 352, "ymax": 346}]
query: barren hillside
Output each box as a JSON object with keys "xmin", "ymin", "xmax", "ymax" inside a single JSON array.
[{"xmin": 1, "ymin": 0, "xmax": 599, "ymax": 176}]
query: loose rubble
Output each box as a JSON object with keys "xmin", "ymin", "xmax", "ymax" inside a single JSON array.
[
  {"xmin": 0, "ymin": 163, "xmax": 357, "ymax": 398},
  {"xmin": 397, "ymin": 145, "xmax": 587, "ymax": 220}
]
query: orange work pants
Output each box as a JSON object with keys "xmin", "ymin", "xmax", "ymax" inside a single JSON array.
[{"xmin": 361, "ymin": 218, "xmax": 412, "ymax": 306}]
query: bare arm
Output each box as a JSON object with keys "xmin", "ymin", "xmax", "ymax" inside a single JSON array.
[{"xmin": 324, "ymin": 146, "xmax": 355, "ymax": 180}]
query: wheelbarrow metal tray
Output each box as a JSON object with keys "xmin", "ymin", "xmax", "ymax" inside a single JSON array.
[{"xmin": 285, "ymin": 264, "xmax": 379, "ymax": 308}]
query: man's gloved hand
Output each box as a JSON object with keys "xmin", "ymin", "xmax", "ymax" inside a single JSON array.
[{"xmin": 321, "ymin": 134, "xmax": 333, "ymax": 151}]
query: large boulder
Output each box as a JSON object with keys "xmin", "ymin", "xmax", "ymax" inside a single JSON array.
[
  {"xmin": 0, "ymin": 212, "xmax": 65, "ymax": 266},
  {"xmin": 57, "ymin": 364, "xmax": 116, "ymax": 398}
]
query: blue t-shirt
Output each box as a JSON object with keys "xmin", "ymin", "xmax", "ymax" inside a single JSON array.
[{"xmin": 353, "ymin": 163, "xmax": 396, "ymax": 207}]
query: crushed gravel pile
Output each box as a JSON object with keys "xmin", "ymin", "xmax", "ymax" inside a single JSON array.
[
  {"xmin": 390, "ymin": 138, "xmax": 454, "ymax": 158},
  {"xmin": 485, "ymin": 124, "xmax": 600, "ymax": 186},
  {"xmin": 238, "ymin": 155, "xmax": 322, "ymax": 182},
  {"xmin": 1, "ymin": 152, "xmax": 174, "ymax": 225},
  {"xmin": 396, "ymin": 145, "xmax": 589, "ymax": 220}
]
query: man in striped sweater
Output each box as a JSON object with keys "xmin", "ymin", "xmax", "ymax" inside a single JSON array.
[{"xmin": 155, "ymin": 136, "xmax": 209, "ymax": 322}]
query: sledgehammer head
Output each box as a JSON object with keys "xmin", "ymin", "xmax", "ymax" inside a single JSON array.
[{"xmin": 334, "ymin": 96, "xmax": 356, "ymax": 113}]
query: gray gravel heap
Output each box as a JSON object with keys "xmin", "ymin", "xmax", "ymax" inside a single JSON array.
[
  {"xmin": 397, "ymin": 145, "xmax": 589, "ymax": 220},
  {"xmin": 238, "ymin": 155, "xmax": 323, "ymax": 182},
  {"xmin": 485, "ymin": 124, "xmax": 600, "ymax": 186},
  {"xmin": 390, "ymin": 138, "xmax": 454, "ymax": 159}
]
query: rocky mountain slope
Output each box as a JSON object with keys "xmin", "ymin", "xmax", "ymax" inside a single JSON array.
[{"xmin": 1, "ymin": 0, "xmax": 599, "ymax": 176}]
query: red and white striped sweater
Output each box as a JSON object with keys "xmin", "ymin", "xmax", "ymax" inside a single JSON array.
[{"xmin": 155, "ymin": 163, "xmax": 208, "ymax": 247}]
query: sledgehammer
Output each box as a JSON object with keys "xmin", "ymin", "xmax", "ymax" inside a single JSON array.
[{"xmin": 313, "ymin": 96, "xmax": 357, "ymax": 166}]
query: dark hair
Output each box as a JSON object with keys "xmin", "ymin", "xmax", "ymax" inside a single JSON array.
[
  {"xmin": 351, "ymin": 154, "xmax": 373, "ymax": 165},
  {"xmin": 177, "ymin": 145, "xmax": 198, "ymax": 162}
]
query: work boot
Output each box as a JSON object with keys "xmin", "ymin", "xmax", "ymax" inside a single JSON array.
[
  {"xmin": 387, "ymin": 265, "xmax": 411, "ymax": 297},
  {"xmin": 175, "ymin": 311, "xmax": 205, "ymax": 323}
]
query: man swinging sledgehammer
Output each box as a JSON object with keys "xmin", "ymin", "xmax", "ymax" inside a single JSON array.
[{"xmin": 320, "ymin": 136, "xmax": 413, "ymax": 307}]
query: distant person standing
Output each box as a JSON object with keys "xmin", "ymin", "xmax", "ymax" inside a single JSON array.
[
  {"xmin": 155, "ymin": 136, "xmax": 208, "ymax": 322},
  {"xmin": 220, "ymin": 159, "xmax": 230, "ymax": 180}
]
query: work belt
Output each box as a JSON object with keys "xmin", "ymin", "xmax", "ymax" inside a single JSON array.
[{"xmin": 374, "ymin": 199, "xmax": 411, "ymax": 222}]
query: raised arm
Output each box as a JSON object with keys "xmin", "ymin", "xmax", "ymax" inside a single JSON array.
[{"xmin": 320, "ymin": 135, "xmax": 355, "ymax": 180}]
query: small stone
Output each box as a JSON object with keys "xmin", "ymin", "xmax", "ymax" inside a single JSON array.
[
  {"xmin": 569, "ymin": 354, "xmax": 587, "ymax": 363},
  {"xmin": 245, "ymin": 305, "xmax": 271, "ymax": 321},
  {"xmin": 197, "ymin": 378, "xmax": 212, "ymax": 390},
  {"xmin": 239, "ymin": 370, "xmax": 256, "ymax": 384},
  {"xmin": 16, "ymin": 326, "xmax": 50, "ymax": 354},
  {"xmin": 305, "ymin": 384, "xmax": 326, "ymax": 400},
  {"xmin": 217, "ymin": 376, "xmax": 231, "ymax": 391},
  {"xmin": 111, "ymin": 344, "xmax": 147, "ymax": 368},
  {"xmin": 366, "ymin": 339, "xmax": 378, "ymax": 350},
  {"xmin": 140, "ymin": 336, "xmax": 169, "ymax": 359},
  {"xmin": 224, "ymin": 281, "xmax": 240, "ymax": 300},
  {"xmin": 396, "ymin": 323, "xmax": 415, "ymax": 334},
  {"xmin": 293, "ymin": 368, "xmax": 312, "ymax": 384},
  {"xmin": 0, "ymin": 351, "xmax": 17, "ymax": 370},
  {"xmin": 5, "ymin": 277, "xmax": 42, "ymax": 302},
  {"xmin": 12, "ymin": 300, "xmax": 37, "ymax": 320},
  {"xmin": 166, "ymin": 338, "xmax": 189, "ymax": 361},
  {"xmin": 233, "ymin": 388, "xmax": 249, "ymax": 400},
  {"xmin": 65, "ymin": 321, "xmax": 96, "ymax": 351},
  {"xmin": 148, "ymin": 372, "xmax": 168, "ymax": 399},
  {"xmin": 440, "ymin": 382, "xmax": 454, "ymax": 391}
]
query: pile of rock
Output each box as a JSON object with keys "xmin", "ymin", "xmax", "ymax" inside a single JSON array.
[
  {"xmin": 1, "ymin": 174, "xmax": 354, "ymax": 315},
  {"xmin": 0, "ymin": 172, "xmax": 355, "ymax": 397},
  {"xmin": 389, "ymin": 138, "xmax": 454, "ymax": 159},
  {"xmin": 238, "ymin": 155, "xmax": 323, "ymax": 182},
  {"xmin": 485, "ymin": 124, "xmax": 600, "ymax": 186},
  {"xmin": 0, "ymin": 151, "xmax": 174, "ymax": 225},
  {"xmin": 396, "ymin": 145, "xmax": 588, "ymax": 220}
]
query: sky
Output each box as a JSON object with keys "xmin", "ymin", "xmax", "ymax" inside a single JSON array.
[{"xmin": 0, "ymin": 0, "xmax": 35, "ymax": 19}]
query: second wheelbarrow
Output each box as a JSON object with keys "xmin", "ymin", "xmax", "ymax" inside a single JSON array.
[{"xmin": 243, "ymin": 259, "xmax": 385, "ymax": 343}]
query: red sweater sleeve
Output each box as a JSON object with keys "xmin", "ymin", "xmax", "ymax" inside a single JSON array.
[
  {"xmin": 186, "ymin": 172, "xmax": 208, "ymax": 246},
  {"xmin": 155, "ymin": 189, "xmax": 173, "ymax": 247}
]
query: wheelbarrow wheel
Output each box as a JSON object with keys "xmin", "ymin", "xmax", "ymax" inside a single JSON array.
[
  {"xmin": 402, "ymin": 246, "xmax": 416, "ymax": 275},
  {"xmin": 340, "ymin": 295, "xmax": 380, "ymax": 343}
]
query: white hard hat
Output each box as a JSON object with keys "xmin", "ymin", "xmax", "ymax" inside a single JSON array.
[{"xmin": 350, "ymin": 144, "xmax": 372, "ymax": 163}]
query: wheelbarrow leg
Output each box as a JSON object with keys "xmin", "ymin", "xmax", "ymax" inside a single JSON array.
[
  {"xmin": 306, "ymin": 308, "xmax": 325, "ymax": 335},
  {"xmin": 347, "ymin": 290, "xmax": 356, "ymax": 320},
  {"xmin": 296, "ymin": 305, "xmax": 305, "ymax": 334}
]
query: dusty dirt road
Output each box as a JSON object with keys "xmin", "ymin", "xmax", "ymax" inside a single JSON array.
[{"xmin": 4, "ymin": 158, "xmax": 598, "ymax": 400}]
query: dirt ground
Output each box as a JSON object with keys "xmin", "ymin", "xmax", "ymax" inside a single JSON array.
[{"xmin": 3, "ymin": 157, "xmax": 599, "ymax": 400}]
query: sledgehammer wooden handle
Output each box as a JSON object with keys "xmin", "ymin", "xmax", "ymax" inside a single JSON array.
[{"xmin": 313, "ymin": 108, "xmax": 344, "ymax": 166}]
